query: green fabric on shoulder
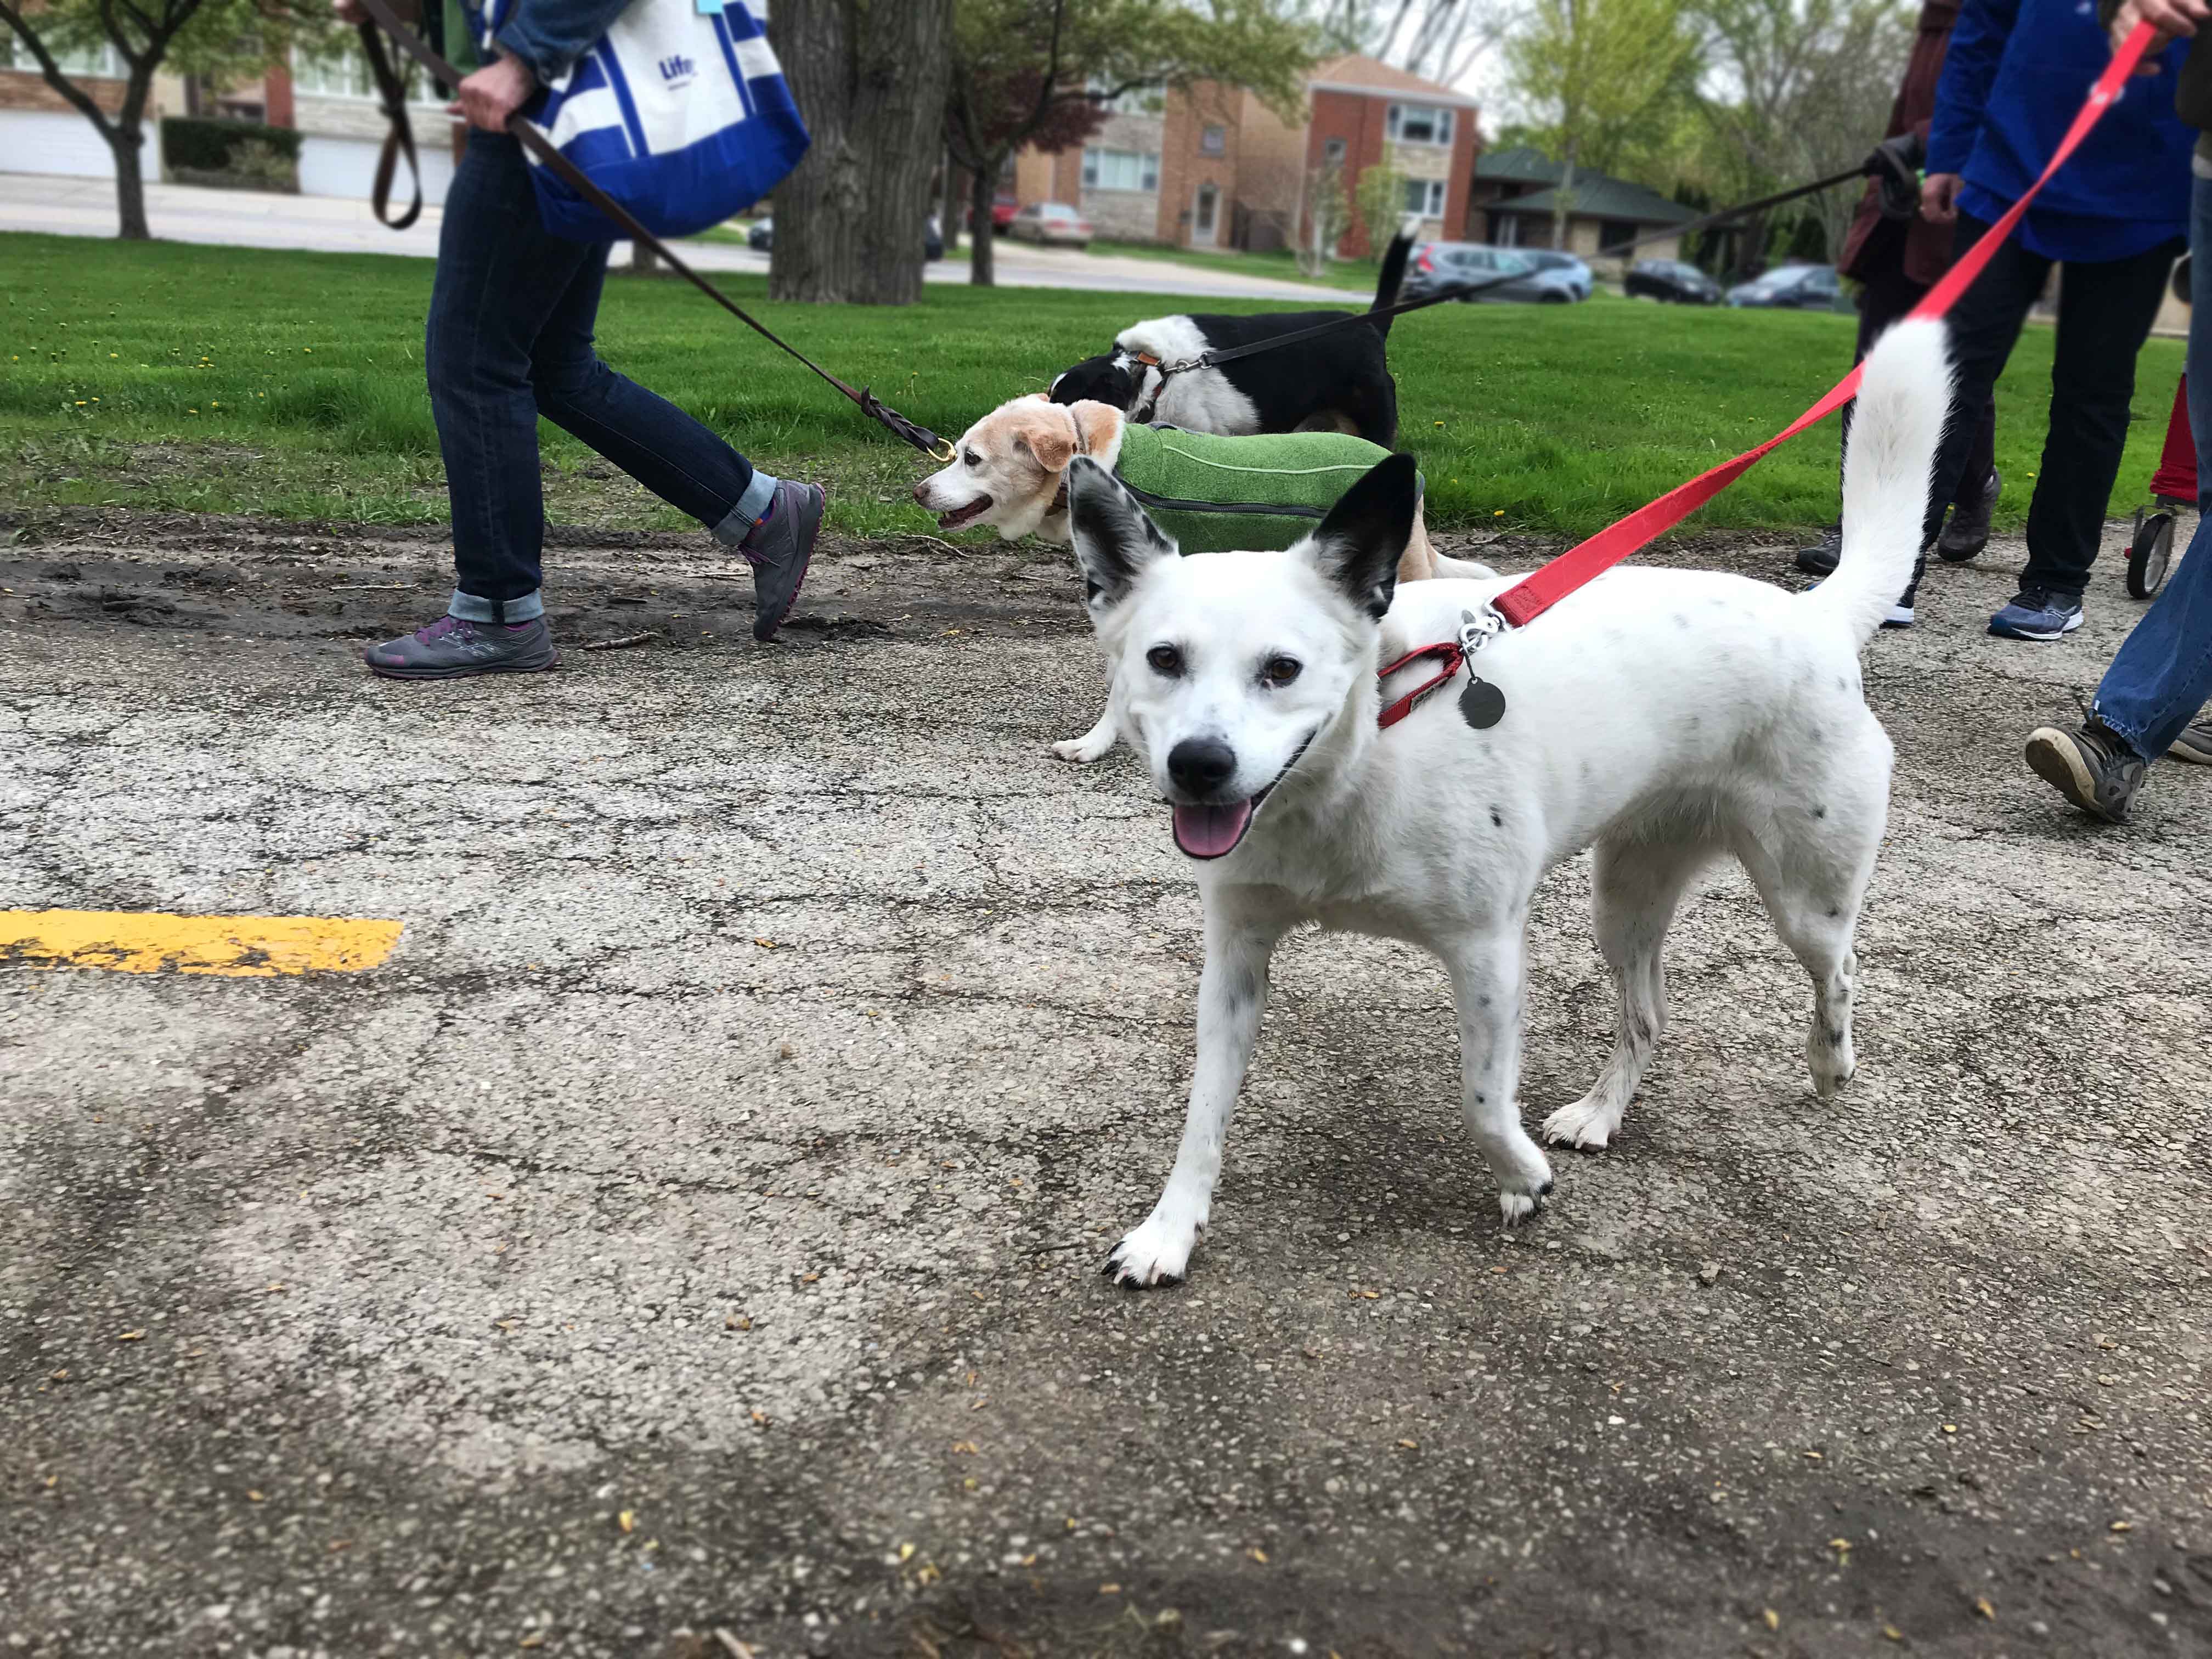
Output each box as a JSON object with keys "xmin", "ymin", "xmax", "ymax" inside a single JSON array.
[{"xmin": 1112, "ymin": 424, "xmax": 1402, "ymax": 555}]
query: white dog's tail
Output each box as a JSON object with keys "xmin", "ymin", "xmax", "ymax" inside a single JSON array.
[{"xmin": 1805, "ymin": 318, "xmax": 1952, "ymax": 646}]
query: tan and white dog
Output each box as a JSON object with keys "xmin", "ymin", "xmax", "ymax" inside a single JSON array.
[{"xmin": 914, "ymin": 393, "xmax": 1494, "ymax": 762}]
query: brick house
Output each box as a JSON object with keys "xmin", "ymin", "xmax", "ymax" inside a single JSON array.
[
  {"xmin": 1011, "ymin": 53, "xmax": 1478, "ymax": 259},
  {"xmin": 1466, "ymin": 145, "xmax": 1696, "ymax": 266}
]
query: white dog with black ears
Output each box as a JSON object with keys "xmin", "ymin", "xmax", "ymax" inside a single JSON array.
[{"xmin": 1065, "ymin": 319, "xmax": 1950, "ymax": 1288}]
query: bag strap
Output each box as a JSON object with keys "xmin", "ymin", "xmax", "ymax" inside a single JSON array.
[
  {"xmin": 358, "ymin": 19, "xmax": 424, "ymax": 231},
  {"xmin": 352, "ymin": 0, "xmax": 957, "ymax": 462}
]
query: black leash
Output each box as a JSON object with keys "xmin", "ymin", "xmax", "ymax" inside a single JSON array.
[
  {"xmin": 354, "ymin": 0, "xmax": 955, "ymax": 462},
  {"xmin": 1137, "ymin": 161, "xmax": 1873, "ymax": 403},
  {"xmin": 1591, "ymin": 163, "xmax": 1870, "ymax": 261}
]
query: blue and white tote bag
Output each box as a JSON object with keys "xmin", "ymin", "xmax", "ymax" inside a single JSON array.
[{"xmin": 477, "ymin": 0, "xmax": 808, "ymax": 242}]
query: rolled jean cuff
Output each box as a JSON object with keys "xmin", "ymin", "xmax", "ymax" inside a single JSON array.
[
  {"xmin": 449, "ymin": 586, "xmax": 545, "ymax": 623},
  {"xmin": 713, "ymin": 470, "xmax": 779, "ymax": 546}
]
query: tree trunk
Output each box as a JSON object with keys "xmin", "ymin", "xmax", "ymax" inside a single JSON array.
[
  {"xmin": 630, "ymin": 238, "xmax": 658, "ymax": 274},
  {"xmin": 939, "ymin": 147, "xmax": 960, "ymax": 255},
  {"xmin": 1551, "ymin": 141, "xmax": 1576, "ymax": 255},
  {"xmin": 768, "ymin": 0, "xmax": 953, "ymax": 304},
  {"xmin": 967, "ymin": 164, "xmax": 997, "ymax": 287},
  {"xmin": 109, "ymin": 119, "xmax": 150, "ymax": 241}
]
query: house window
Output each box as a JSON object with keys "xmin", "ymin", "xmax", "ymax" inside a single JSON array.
[
  {"xmin": 1386, "ymin": 103, "xmax": 1453, "ymax": 146},
  {"xmin": 1598, "ymin": 218, "xmax": 1639, "ymax": 253},
  {"xmin": 1082, "ymin": 147, "xmax": 1161, "ymax": 193},
  {"xmin": 290, "ymin": 44, "xmax": 444, "ymax": 104},
  {"xmin": 1, "ymin": 33, "xmax": 122, "ymax": 76},
  {"xmin": 1494, "ymin": 214, "xmax": 1519, "ymax": 247},
  {"xmin": 1322, "ymin": 137, "xmax": 1347, "ymax": 165},
  {"xmin": 1403, "ymin": 177, "xmax": 1447, "ymax": 218},
  {"xmin": 1201, "ymin": 123, "xmax": 1226, "ymax": 155}
]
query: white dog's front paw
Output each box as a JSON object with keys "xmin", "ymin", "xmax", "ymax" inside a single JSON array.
[
  {"xmin": 1103, "ymin": 1209, "xmax": 1201, "ymax": 1288},
  {"xmin": 1052, "ymin": 730, "xmax": 1114, "ymax": 764},
  {"xmin": 1542, "ymin": 1092, "xmax": 1623, "ymax": 1152},
  {"xmin": 1493, "ymin": 1139, "xmax": 1555, "ymax": 1229}
]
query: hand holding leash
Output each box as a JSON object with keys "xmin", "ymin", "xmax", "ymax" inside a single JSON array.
[
  {"xmin": 451, "ymin": 53, "xmax": 538, "ymax": 132},
  {"xmin": 2111, "ymin": 0, "xmax": 2207, "ymax": 69}
]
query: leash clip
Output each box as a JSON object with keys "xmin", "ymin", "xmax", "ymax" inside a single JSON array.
[{"xmin": 1456, "ymin": 603, "xmax": 1506, "ymax": 659}]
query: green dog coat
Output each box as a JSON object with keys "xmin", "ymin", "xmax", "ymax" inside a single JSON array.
[{"xmin": 1109, "ymin": 423, "xmax": 1413, "ymax": 555}]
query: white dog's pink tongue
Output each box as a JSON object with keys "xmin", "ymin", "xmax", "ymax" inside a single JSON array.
[{"xmin": 1172, "ymin": 800, "xmax": 1253, "ymax": 859}]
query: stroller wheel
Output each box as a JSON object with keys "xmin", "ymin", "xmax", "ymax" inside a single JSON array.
[{"xmin": 2127, "ymin": 510, "xmax": 2176, "ymax": 600}]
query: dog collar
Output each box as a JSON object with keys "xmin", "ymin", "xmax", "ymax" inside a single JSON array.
[{"xmin": 1376, "ymin": 607, "xmax": 1508, "ymax": 731}]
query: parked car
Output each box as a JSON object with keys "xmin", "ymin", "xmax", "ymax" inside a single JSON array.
[
  {"xmin": 1513, "ymin": 247, "xmax": 1594, "ymax": 301},
  {"xmin": 1007, "ymin": 201, "xmax": 1094, "ymax": 247},
  {"xmin": 1403, "ymin": 242, "xmax": 1582, "ymax": 304},
  {"xmin": 966, "ymin": 194, "xmax": 1019, "ymax": 234},
  {"xmin": 1726, "ymin": 263, "xmax": 1844, "ymax": 310},
  {"xmin": 1624, "ymin": 258, "xmax": 1721, "ymax": 304}
]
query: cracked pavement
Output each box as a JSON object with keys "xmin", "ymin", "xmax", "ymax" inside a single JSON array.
[{"xmin": 1, "ymin": 511, "xmax": 2208, "ymax": 1658}]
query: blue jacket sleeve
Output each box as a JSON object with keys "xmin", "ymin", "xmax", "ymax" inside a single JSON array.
[
  {"xmin": 1927, "ymin": 0, "xmax": 2017, "ymax": 174},
  {"xmin": 493, "ymin": 0, "xmax": 633, "ymax": 83}
]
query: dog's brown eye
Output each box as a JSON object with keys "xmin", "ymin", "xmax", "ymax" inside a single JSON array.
[
  {"xmin": 962, "ymin": 450, "xmax": 981, "ymax": 468},
  {"xmin": 1261, "ymin": 654, "xmax": 1302, "ymax": 687},
  {"xmin": 1146, "ymin": 644, "xmax": 1183, "ymax": 676}
]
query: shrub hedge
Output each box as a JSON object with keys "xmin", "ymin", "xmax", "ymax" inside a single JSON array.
[{"xmin": 160, "ymin": 116, "xmax": 303, "ymax": 173}]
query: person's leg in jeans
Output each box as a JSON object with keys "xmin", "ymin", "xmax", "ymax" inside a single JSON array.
[
  {"xmin": 2008, "ymin": 235, "xmax": 2186, "ymax": 618},
  {"xmin": 2025, "ymin": 179, "xmax": 2212, "ymax": 820},
  {"xmin": 366, "ymin": 131, "xmax": 821, "ymax": 679}
]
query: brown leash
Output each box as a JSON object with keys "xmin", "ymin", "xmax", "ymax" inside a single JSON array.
[{"xmin": 354, "ymin": 0, "xmax": 955, "ymax": 462}]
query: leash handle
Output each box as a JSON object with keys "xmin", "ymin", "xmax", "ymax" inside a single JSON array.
[
  {"xmin": 357, "ymin": 19, "xmax": 424, "ymax": 230},
  {"xmin": 1490, "ymin": 22, "xmax": 2162, "ymax": 635},
  {"xmin": 351, "ymin": 0, "xmax": 956, "ymax": 463}
]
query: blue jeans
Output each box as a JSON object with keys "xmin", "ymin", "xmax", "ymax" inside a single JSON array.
[
  {"xmin": 425, "ymin": 129, "xmax": 771, "ymax": 622},
  {"xmin": 2091, "ymin": 171, "xmax": 2212, "ymax": 759}
]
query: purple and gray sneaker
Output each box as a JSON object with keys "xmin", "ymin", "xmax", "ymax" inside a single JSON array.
[
  {"xmin": 363, "ymin": 614, "xmax": 559, "ymax": 680},
  {"xmin": 739, "ymin": 478, "xmax": 825, "ymax": 641}
]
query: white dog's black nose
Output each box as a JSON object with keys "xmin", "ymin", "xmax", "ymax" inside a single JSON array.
[{"xmin": 1167, "ymin": 737, "xmax": 1238, "ymax": 794}]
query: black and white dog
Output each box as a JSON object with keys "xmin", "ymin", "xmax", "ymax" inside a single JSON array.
[{"xmin": 1046, "ymin": 225, "xmax": 1417, "ymax": 447}]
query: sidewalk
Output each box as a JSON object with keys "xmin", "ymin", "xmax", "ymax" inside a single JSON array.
[{"xmin": 0, "ymin": 172, "xmax": 1352, "ymax": 301}]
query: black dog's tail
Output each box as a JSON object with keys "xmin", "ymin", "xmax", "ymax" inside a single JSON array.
[{"xmin": 1366, "ymin": 219, "xmax": 1420, "ymax": 340}]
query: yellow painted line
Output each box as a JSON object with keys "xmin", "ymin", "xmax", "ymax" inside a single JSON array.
[{"xmin": 0, "ymin": 909, "xmax": 404, "ymax": 978}]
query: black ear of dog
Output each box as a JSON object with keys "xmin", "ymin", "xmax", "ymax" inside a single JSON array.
[
  {"xmin": 1307, "ymin": 453, "xmax": 1418, "ymax": 620},
  {"xmin": 1049, "ymin": 355, "xmax": 1136, "ymax": 411},
  {"xmin": 1066, "ymin": 456, "xmax": 1177, "ymax": 611}
]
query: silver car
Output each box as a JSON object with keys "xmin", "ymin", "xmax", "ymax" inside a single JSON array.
[{"xmin": 1403, "ymin": 242, "xmax": 1583, "ymax": 304}]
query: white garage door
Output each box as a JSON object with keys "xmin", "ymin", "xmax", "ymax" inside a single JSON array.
[
  {"xmin": 0, "ymin": 110, "xmax": 118, "ymax": 179},
  {"xmin": 298, "ymin": 134, "xmax": 455, "ymax": 208}
]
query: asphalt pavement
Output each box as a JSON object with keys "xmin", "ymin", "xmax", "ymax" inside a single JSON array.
[{"xmin": 1, "ymin": 509, "xmax": 2208, "ymax": 1657}]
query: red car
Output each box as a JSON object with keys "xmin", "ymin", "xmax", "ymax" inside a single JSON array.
[{"xmin": 967, "ymin": 194, "xmax": 1019, "ymax": 234}]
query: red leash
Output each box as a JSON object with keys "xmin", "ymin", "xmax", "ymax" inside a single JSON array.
[{"xmin": 1482, "ymin": 22, "xmax": 2160, "ymax": 636}]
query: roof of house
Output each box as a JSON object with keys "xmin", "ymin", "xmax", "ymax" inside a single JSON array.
[
  {"xmin": 1473, "ymin": 146, "xmax": 1566, "ymax": 184},
  {"xmin": 1306, "ymin": 54, "xmax": 1480, "ymax": 111},
  {"xmin": 1487, "ymin": 170, "xmax": 1698, "ymax": 227}
]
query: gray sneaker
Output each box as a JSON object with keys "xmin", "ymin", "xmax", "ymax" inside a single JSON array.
[
  {"xmin": 740, "ymin": 477, "xmax": 825, "ymax": 641},
  {"xmin": 1937, "ymin": 467, "xmax": 2000, "ymax": 562},
  {"xmin": 2024, "ymin": 720, "xmax": 2145, "ymax": 823},
  {"xmin": 364, "ymin": 614, "xmax": 558, "ymax": 680},
  {"xmin": 2169, "ymin": 716, "xmax": 2212, "ymax": 765}
]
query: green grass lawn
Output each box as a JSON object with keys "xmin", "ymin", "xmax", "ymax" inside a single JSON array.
[{"xmin": 0, "ymin": 232, "xmax": 2186, "ymax": 545}]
